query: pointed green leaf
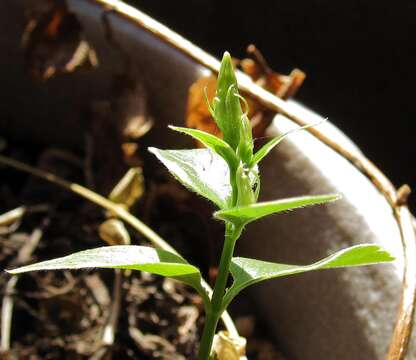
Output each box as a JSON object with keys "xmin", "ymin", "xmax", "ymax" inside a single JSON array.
[
  {"xmin": 213, "ymin": 52, "xmax": 243, "ymax": 150},
  {"xmin": 223, "ymin": 244, "xmax": 395, "ymax": 308},
  {"xmin": 149, "ymin": 147, "xmax": 232, "ymax": 208},
  {"xmin": 250, "ymin": 122, "xmax": 322, "ymax": 167},
  {"xmin": 214, "ymin": 194, "xmax": 340, "ymax": 225},
  {"xmin": 7, "ymin": 245, "xmax": 202, "ymax": 291},
  {"xmin": 168, "ymin": 126, "xmax": 239, "ymax": 172}
]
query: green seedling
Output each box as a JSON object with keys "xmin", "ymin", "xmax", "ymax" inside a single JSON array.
[{"xmin": 7, "ymin": 52, "xmax": 395, "ymax": 360}]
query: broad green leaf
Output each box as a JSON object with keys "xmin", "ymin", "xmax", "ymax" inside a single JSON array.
[
  {"xmin": 214, "ymin": 194, "xmax": 340, "ymax": 225},
  {"xmin": 250, "ymin": 122, "xmax": 322, "ymax": 167},
  {"xmin": 7, "ymin": 245, "xmax": 202, "ymax": 291},
  {"xmin": 223, "ymin": 244, "xmax": 395, "ymax": 308},
  {"xmin": 168, "ymin": 126, "xmax": 239, "ymax": 172},
  {"xmin": 212, "ymin": 52, "xmax": 243, "ymax": 150},
  {"xmin": 149, "ymin": 147, "xmax": 232, "ymax": 209}
]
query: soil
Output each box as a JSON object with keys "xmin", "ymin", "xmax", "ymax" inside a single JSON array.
[
  {"xmin": 0, "ymin": 141, "xmax": 206, "ymax": 359},
  {"xmin": 0, "ymin": 140, "xmax": 286, "ymax": 360}
]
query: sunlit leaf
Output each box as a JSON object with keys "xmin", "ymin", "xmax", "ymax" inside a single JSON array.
[
  {"xmin": 250, "ymin": 122, "xmax": 323, "ymax": 167},
  {"xmin": 214, "ymin": 194, "xmax": 340, "ymax": 225},
  {"xmin": 223, "ymin": 244, "xmax": 395, "ymax": 308},
  {"xmin": 149, "ymin": 147, "xmax": 232, "ymax": 209},
  {"xmin": 169, "ymin": 126, "xmax": 238, "ymax": 172},
  {"xmin": 7, "ymin": 245, "xmax": 202, "ymax": 291}
]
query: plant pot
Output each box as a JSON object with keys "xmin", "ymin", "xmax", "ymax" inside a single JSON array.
[{"xmin": 1, "ymin": 1, "xmax": 415, "ymax": 359}]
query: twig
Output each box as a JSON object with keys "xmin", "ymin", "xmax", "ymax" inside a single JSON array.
[
  {"xmin": 0, "ymin": 276, "xmax": 18, "ymax": 351},
  {"xmin": 83, "ymin": 274, "xmax": 112, "ymax": 360},
  {"xmin": 16, "ymin": 228, "xmax": 43, "ymax": 265},
  {"xmin": 0, "ymin": 154, "xmax": 238, "ymax": 337},
  {"xmin": 0, "ymin": 207, "xmax": 26, "ymax": 228},
  {"xmin": 246, "ymin": 44, "xmax": 272, "ymax": 75},
  {"xmin": 1, "ymin": 226, "xmax": 43, "ymax": 351},
  {"xmin": 102, "ymin": 269, "xmax": 122, "ymax": 346},
  {"xmin": 388, "ymin": 188, "xmax": 416, "ymax": 360}
]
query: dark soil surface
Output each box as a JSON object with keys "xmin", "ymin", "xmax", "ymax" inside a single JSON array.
[
  {"xmin": 0, "ymin": 142, "xmax": 206, "ymax": 359},
  {"xmin": 0, "ymin": 140, "xmax": 286, "ymax": 359}
]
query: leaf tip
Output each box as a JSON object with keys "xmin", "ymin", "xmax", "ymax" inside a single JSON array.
[
  {"xmin": 331, "ymin": 193, "xmax": 342, "ymax": 201},
  {"xmin": 218, "ymin": 52, "xmax": 235, "ymax": 81},
  {"xmin": 359, "ymin": 244, "xmax": 396, "ymax": 264},
  {"xmin": 5, "ymin": 268, "xmax": 18, "ymax": 275},
  {"xmin": 320, "ymin": 193, "xmax": 342, "ymax": 204},
  {"xmin": 375, "ymin": 246, "xmax": 396, "ymax": 262},
  {"xmin": 222, "ymin": 51, "xmax": 232, "ymax": 63}
]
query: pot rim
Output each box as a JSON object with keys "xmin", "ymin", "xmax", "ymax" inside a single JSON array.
[{"xmin": 78, "ymin": 1, "xmax": 416, "ymax": 358}]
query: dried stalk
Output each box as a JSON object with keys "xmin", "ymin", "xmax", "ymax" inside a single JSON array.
[{"xmin": 1, "ymin": 227, "xmax": 43, "ymax": 351}]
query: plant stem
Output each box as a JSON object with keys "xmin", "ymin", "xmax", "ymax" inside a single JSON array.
[
  {"xmin": 198, "ymin": 222, "xmax": 242, "ymax": 360},
  {"xmin": 198, "ymin": 309, "xmax": 220, "ymax": 360}
]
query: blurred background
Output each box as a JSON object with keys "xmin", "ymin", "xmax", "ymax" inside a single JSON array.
[{"xmin": 136, "ymin": 0, "xmax": 415, "ymax": 209}]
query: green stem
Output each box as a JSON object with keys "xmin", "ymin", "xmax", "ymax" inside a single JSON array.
[
  {"xmin": 198, "ymin": 309, "xmax": 220, "ymax": 360},
  {"xmin": 198, "ymin": 222, "xmax": 242, "ymax": 360}
]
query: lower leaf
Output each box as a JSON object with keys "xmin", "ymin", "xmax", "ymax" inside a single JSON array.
[
  {"xmin": 222, "ymin": 244, "xmax": 395, "ymax": 309},
  {"xmin": 7, "ymin": 245, "xmax": 203, "ymax": 293}
]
